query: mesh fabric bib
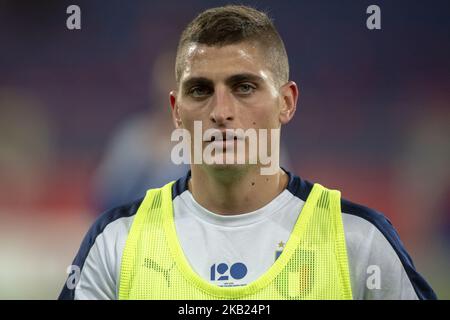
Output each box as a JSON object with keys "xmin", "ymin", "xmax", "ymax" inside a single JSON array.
[{"xmin": 119, "ymin": 181, "xmax": 352, "ymax": 300}]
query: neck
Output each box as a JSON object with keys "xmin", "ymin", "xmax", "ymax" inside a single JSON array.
[{"xmin": 188, "ymin": 165, "xmax": 289, "ymax": 215}]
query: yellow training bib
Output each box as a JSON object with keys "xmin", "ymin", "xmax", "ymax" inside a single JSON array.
[{"xmin": 119, "ymin": 181, "xmax": 352, "ymax": 300}]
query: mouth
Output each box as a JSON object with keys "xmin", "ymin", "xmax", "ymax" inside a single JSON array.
[
  {"xmin": 204, "ymin": 130, "xmax": 243, "ymax": 143},
  {"xmin": 209, "ymin": 136, "xmax": 238, "ymax": 142}
]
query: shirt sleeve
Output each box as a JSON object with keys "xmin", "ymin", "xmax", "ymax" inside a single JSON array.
[
  {"xmin": 58, "ymin": 199, "xmax": 140, "ymax": 300},
  {"xmin": 73, "ymin": 231, "xmax": 117, "ymax": 300},
  {"xmin": 343, "ymin": 211, "xmax": 437, "ymax": 300}
]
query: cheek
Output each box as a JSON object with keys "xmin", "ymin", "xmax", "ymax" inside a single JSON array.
[
  {"xmin": 248, "ymin": 101, "xmax": 280, "ymax": 128},
  {"xmin": 178, "ymin": 103, "xmax": 208, "ymax": 132},
  {"xmin": 179, "ymin": 99, "xmax": 209, "ymax": 118},
  {"xmin": 178, "ymin": 101, "xmax": 197, "ymax": 119}
]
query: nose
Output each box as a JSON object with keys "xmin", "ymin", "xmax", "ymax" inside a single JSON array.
[{"xmin": 209, "ymin": 86, "xmax": 235, "ymax": 126}]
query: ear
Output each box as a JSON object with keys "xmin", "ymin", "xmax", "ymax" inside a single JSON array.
[
  {"xmin": 170, "ymin": 90, "xmax": 183, "ymax": 128},
  {"xmin": 279, "ymin": 81, "xmax": 299, "ymax": 125}
]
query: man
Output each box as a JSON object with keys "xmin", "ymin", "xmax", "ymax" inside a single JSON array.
[{"xmin": 59, "ymin": 5, "xmax": 436, "ymax": 300}]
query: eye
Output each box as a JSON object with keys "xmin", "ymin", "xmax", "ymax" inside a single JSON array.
[
  {"xmin": 188, "ymin": 86, "xmax": 212, "ymax": 98},
  {"xmin": 234, "ymin": 83, "xmax": 256, "ymax": 95}
]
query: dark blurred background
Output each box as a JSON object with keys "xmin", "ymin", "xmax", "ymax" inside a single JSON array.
[{"xmin": 0, "ymin": 0, "xmax": 448, "ymax": 299}]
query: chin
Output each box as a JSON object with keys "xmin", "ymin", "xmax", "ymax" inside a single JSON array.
[{"xmin": 203, "ymin": 163, "xmax": 256, "ymax": 178}]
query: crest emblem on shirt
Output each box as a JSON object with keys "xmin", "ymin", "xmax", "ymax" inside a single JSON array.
[{"xmin": 275, "ymin": 240, "xmax": 286, "ymax": 261}]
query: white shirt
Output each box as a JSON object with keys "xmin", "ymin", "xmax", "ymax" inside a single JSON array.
[
  {"xmin": 175, "ymin": 189, "xmax": 301, "ymax": 287},
  {"xmin": 59, "ymin": 170, "xmax": 436, "ymax": 300}
]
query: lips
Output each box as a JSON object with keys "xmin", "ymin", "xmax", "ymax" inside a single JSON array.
[
  {"xmin": 209, "ymin": 135, "xmax": 238, "ymax": 142},
  {"xmin": 204, "ymin": 130, "xmax": 243, "ymax": 142}
]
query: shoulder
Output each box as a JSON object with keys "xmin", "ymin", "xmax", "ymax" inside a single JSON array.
[
  {"xmin": 286, "ymin": 171, "xmax": 437, "ymax": 299},
  {"xmin": 339, "ymin": 198, "xmax": 436, "ymax": 299},
  {"xmin": 76, "ymin": 197, "xmax": 143, "ymax": 266},
  {"xmin": 58, "ymin": 197, "xmax": 143, "ymax": 300},
  {"xmin": 59, "ymin": 172, "xmax": 192, "ymax": 300}
]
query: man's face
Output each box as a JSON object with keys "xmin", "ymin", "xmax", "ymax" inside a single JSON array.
[{"xmin": 170, "ymin": 41, "xmax": 297, "ymax": 169}]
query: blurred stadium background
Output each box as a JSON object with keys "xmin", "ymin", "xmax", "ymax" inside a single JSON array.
[{"xmin": 0, "ymin": 0, "xmax": 449, "ymax": 299}]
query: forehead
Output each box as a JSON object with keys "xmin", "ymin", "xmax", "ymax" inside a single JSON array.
[{"xmin": 180, "ymin": 42, "xmax": 273, "ymax": 83}]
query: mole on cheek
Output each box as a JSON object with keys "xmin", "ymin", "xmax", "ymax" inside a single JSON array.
[{"xmin": 251, "ymin": 182, "xmax": 255, "ymax": 186}]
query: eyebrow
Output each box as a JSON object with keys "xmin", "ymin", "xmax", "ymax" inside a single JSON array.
[
  {"xmin": 181, "ymin": 73, "xmax": 265, "ymax": 92},
  {"xmin": 182, "ymin": 77, "xmax": 213, "ymax": 93},
  {"xmin": 224, "ymin": 73, "xmax": 265, "ymax": 86}
]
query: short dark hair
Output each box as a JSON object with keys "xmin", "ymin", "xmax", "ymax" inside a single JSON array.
[{"xmin": 175, "ymin": 5, "xmax": 289, "ymax": 86}]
